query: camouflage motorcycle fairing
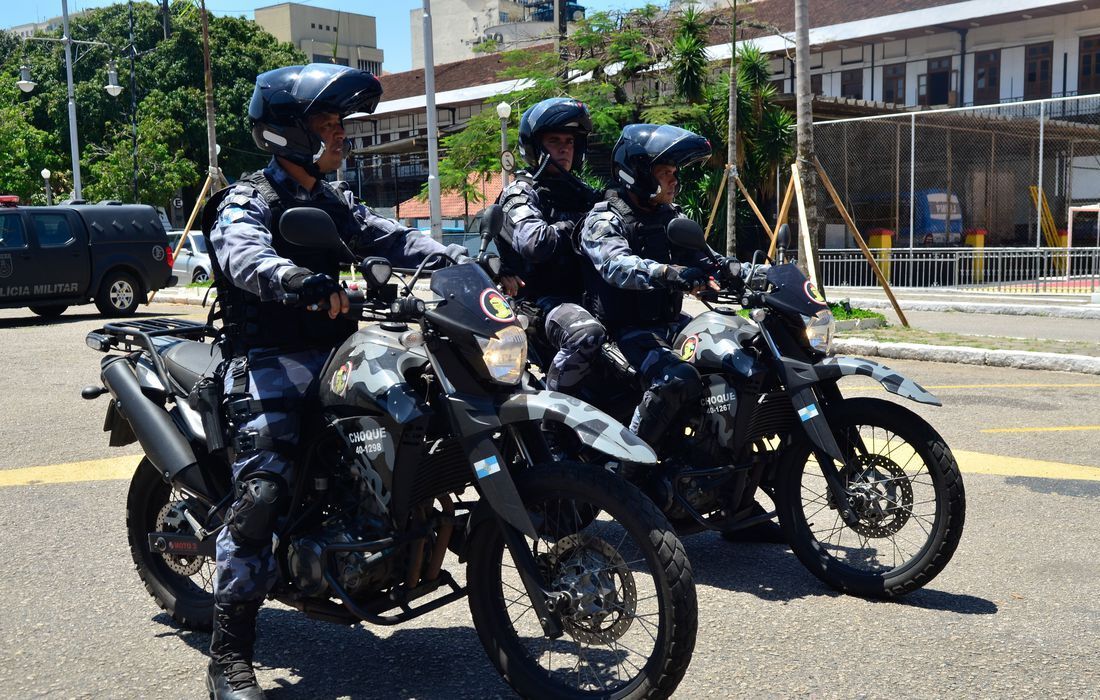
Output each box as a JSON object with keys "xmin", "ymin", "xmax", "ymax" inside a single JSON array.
[
  {"xmin": 817, "ymin": 356, "xmax": 941, "ymax": 406},
  {"xmin": 696, "ymin": 376, "xmax": 738, "ymax": 451},
  {"xmin": 674, "ymin": 312, "xmax": 765, "ymax": 378},
  {"xmin": 497, "ymin": 390, "xmax": 658, "ymax": 464},
  {"xmin": 320, "ymin": 325, "xmax": 431, "ymax": 422},
  {"xmin": 331, "ymin": 415, "xmax": 397, "ymax": 515}
]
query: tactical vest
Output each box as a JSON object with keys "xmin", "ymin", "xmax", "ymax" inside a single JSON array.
[
  {"xmin": 202, "ymin": 170, "xmax": 358, "ymax": 354},
  {"xmin": 583, "ymin": 189, "xmax": 682, "ymax": 329},
  {"xmin": 497, "ymin": 172, "xmax": 597, "ymax": 302}
]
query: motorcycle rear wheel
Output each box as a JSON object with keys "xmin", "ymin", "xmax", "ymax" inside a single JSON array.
[
  {"xmin": 776, "ymin": 397, "xmax": 965, "ymax": 598},
  {"xmin": 126, "ymin": 457, "xmax": 216, "ymax": 630},
  {"xmin": 467, "ymin": 462, "xmax": 697, "ymax": 699}
]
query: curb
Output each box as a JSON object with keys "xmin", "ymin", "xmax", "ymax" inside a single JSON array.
[
  {"xmin": 843, "ymin": 297, "xmax": 1100, "ymax": 320},
  {"xmin": 835, "ymin": 338, "xmax": 1100, "ymax": 375}
]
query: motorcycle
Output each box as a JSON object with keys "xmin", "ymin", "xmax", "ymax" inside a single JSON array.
[
  {"xmin": 81, "ymin": 207, "xmax": 698, "ymax": 699},
  {"xmin": 521, "ymin": 218, "xmax": 965, "ymax": 598}
]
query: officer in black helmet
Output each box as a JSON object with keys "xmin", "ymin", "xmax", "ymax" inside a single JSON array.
[
  {"xmin": 202, "ymin": 63, "xmax": 467, "ymax": 700},
  {"xmin": 497, "ymin": 97, "xmax": 605, "ymax": 397},
  {"xmin": 579, "ymin": 123, "xmax": 782, "ymax": 543}
]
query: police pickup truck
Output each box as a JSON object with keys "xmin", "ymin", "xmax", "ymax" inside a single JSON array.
[{"xmin": 0, "ymin": 197, "xmax": 175, "ymax": 317}]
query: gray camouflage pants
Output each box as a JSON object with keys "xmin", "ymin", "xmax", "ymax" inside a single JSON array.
[
  {"xmin": 543, "ymin": 300, "xmax": 606, "ymax": 394},
  {"xmin": 214, "ymin": 347, "xmax": 328, "ymax": 604}
]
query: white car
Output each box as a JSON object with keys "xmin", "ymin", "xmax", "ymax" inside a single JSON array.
[{"xmin": 168, "ymin": 232, "xmax": 213, "ymax": 284}]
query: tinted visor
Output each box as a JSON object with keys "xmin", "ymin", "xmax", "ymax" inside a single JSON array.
[
  {"xmin": 299, "ymin": 64, "xmax": 383, "ymax": 117},
  {"xmin": 644, "ymin": 125, "xmax": 711, "ymax": 169}
]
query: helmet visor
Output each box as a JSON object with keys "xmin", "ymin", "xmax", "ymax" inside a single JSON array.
[{"xmin": 645, "ymin": 125, "xmax": 711, "ymax": 169}]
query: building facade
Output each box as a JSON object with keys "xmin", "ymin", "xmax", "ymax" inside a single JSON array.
[{"xmin": 254, "ymin": 2, "xmax": 383, "ymax": 75}]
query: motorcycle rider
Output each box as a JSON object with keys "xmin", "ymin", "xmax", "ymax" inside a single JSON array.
[
  {"xmin": 203, "ymin": 63, "xmax": 468, "ymax": 700},
  {"xmin": 579, "ymin": 123, "xmax": 782, "ymax": 542},
  {"xmin": 497, "ymin": 97, "xmax": 605, "ymax": 396}
]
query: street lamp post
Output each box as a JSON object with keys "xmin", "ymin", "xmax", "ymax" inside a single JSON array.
[
  {"xmin": 41, "ymin": 169, "xmax": 53, "ymax": 206},
  {"xmin": 17, "ymin": 0, "xmax": 120, "ymax": 202},
  {"xmin": 496, "ymin": 101, "xmax": 511, "ymax": 188}
]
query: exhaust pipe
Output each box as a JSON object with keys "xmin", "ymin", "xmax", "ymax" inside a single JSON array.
[{"xmin": 101, "ymin": 357, "xmax": 218, "ymax": 504}]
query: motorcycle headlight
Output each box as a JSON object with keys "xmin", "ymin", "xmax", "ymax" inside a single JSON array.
[
  {"xmin": 802, "ymin": 309, "xmax": 835, "ymax": 354},
  {"xmin": 476, "ymin": 325, "xmax": 527, "ymax": 385}
]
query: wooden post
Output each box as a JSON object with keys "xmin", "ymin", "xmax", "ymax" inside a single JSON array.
[
  {"xmin": 705, "ymin": 163, "xmax": 732, "ymax": 241},
  {"xmin": 790, "ymin": 162, "xmax": 820, "ymax": 289},
  {"xmin": 814, "ymin": 156, "xmax": 909, "ymax": 327},
  {"xmin": 769, "ymin": 176, "xmax": 796, "ymax": 260},
  {"xmin": 149, "ymin": 170, "xmax": 223, "ymax": 303}
]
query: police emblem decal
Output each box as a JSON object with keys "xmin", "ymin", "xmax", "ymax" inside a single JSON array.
[
  {"xmin": 804, "ymin": 281, "xmax": 827, "ymax": 306},
  {"xmin": 0, "ymin": 254, "xmax": 11, "ymax": 279},
  {"xmin": 679, "ymin": 334, "xmax": 699, "ymax": 361},
  {"xmin": 479, "ymin": 288, "xmax": 515, "ymax": 322},
  {"xmin": 330, "ymin": 361, "xmax": 353, "ymax": 397},
  {"xmin": 151, "ymin": 245, "xmax": 165, "ymax": 262}
]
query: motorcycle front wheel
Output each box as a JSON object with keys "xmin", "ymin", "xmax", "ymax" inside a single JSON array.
[
  {"xmin": 467, "ymin": 461, "xmax": 697, "ymax": 699},
  {"xmin": 776, "ymin": 397, "xmax": 965, "ymax": 598},
  {"xmin": 126, "ymin": 457, "xmax": 216, "ymax": 630}
]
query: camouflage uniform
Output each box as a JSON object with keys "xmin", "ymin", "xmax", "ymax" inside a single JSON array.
[
  {"xmin": 499, "ymin": 172, "xmax": 603, "ymax": 394},
  {"xmin": 579, "ymin": 189, "xmax": 717, "ymax": 445},
  {"xmin": 209, "ymin": 158, "xmax": 466, "ymax": 604}
]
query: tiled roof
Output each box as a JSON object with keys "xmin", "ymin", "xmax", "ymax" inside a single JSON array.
[
  {"xmin": 397, "ymin": 171, "xmax": 504, "ymax": 219},
  {"xmin": 379, "ymin": 46, "xmax": 553, "ymax": 103}
]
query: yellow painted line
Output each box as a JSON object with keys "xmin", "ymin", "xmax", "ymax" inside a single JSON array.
[
  {"xmin": 954, "ymin": 450, "xmax": 1100, "ymax": 482},
  {"xmin": 980, "ymin": 425, "xmax": 1100, "ymax": 434},
  {"xmin": 0, "ymin": 455, "xmax": 142, "ymax": 487},
  {"xmin": 848, "ymin": 382, "xmax": 1100, "ymax": 391}
]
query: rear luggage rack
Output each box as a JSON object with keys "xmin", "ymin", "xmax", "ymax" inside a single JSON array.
[{"xmin": 87, "ymin": 318, "xmax": 214, "ymax": 392}]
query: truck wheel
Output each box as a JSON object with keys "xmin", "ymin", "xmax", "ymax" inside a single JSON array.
[
  {"xmin": 191, "ymin": 268, "xmax": 209, "ymax": 284},
  {"xmin": 95, "ymin": 270, "xmax": 142, "ymax": 317},
  {"xmin": 29, "ymin": 305, "xmax": 68, "ymax": 318}
]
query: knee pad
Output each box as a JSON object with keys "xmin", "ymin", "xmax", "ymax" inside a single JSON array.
[{"xmin": 225, "ymin": 475, "xmax": 284, "ymax": 547}]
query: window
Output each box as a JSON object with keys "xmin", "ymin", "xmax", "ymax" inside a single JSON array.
[
  {"xmin": 973, "ymin": 50, "xmax": 1000, "ymax": 105},
  {"xmin": 312, "ymin": 54, "xmax": 348, "ymax": 66},
  {"xmin": 919, "ymin": 57, "xmax": 955, "ymax": 106},
  {"xmin": 883, "ymin": 63, "xmax": 906, "ymax": 104},
  {"xmin": 811, "ymin": 73, "xmax": 822, "ymax": 95},
  {"xmin": 499, "ymin": 11, "xmax": 508, "ymax": 22},
  {"xmin": 357, "ymin": 59, "xmax": 381, "ymax": 74},
  {"xmin": 1080, "ymin": 36, "xmax": 1100, "ymax": 95},
  {"xmin": 31, "ymin": 214, "xmax": 74, "ymax": 248},
  {"xmin": 310, "ymin": 23, "xmax": 315, "ymax": 29},
  {"xmin": 841, "ymin": 68, "xmax": 863, "ymax": 98},
  {"xmin": 0, "ymin": 214, "xmax": 27, "ymax": 248},
  {"xmin": 1025, "ymin": 42, "xmax": 1052, "ymax": 99}
]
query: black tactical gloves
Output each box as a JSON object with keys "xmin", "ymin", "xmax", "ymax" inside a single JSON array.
[
  {"xmin": 282, "ymin": 267, "xmax": 342, "ymax": 306},
  {"xmin": 655, "ymin": 264, "xmax": 708, "ymax": 291}
]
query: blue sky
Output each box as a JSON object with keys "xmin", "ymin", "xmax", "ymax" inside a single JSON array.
[{"xmin": 8, "ymin": 0, "xmax": 655, "ymax": 73}]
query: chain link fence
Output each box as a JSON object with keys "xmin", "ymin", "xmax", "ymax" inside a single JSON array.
[{"xmin": 800, "ymin": 94, "xmax": 1100, "ymax": 291}]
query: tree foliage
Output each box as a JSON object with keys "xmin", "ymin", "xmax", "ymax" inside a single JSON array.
[{"xmin": 0, "ymin": 2, "xmax": 304, "ymax": 206}]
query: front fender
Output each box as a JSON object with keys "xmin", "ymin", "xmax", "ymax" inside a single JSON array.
[
  {"xmin": 817, "ymin": 356, "xmax": 941, "ymax": 406},
  {"xmin": 498, "ymin": 391, "xmax": 658, "ymax": 464}
]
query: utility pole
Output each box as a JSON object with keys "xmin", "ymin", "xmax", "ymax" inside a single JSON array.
[
  {"xmin": 160, "ymin": 0, "xmax": 170, "ymax": 39},
  {"xmin": 61, "ymin": 0, "xmax": 83, "ymax": 200},
  {"xmin": 200, "ymin": 0, "xmax": 220, "ymax": 185},
  {"xmin": 725, "ymin": 0, "xmax": 738, "ymax": 257},
  {"xmin": 794, "ymin": 0, "xmax": 818, "ymax": 274},
  {"xmin": 422, "ymin": 0, "xmax": 442, "ymax": 240}
]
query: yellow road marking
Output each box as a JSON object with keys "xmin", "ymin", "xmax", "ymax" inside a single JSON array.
[
  {"xmin": 953, "ymin": 450, "xmax": 1100, "ymax": 482},
  {"xmin": 1, "ymin": 450, "xmax": 1097, "ymax": 488},
  {"xmin": 0, "ymin": 455, "xmax": 142, "ymax": 487},
  {"xmin": 980, "ymin": 425, "xmax": 1100, "ymax": 434},
  {"xmin": 847, "ymin": 382, "xmax": 1100, "ymax": 391}
]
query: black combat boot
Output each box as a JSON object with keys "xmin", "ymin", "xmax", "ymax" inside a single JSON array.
[{"xmin": 206, "ymin": 601, "xmax": 266, "ymax": 700}]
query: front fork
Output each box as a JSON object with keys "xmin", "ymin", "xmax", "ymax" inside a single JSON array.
[{"xmin": 791, "ymin": 383, "xmax": 862, "ymax": 526}]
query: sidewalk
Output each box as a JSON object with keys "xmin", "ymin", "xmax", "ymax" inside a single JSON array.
[{"xmin": 154, "ymin": 284, "xmax": 1100, "ymax": 375}]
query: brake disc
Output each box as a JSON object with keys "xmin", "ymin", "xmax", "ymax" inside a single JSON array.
[
  {"xmin": 156, "ymin": 500, "xmax": 207, "ymax": 576},
  {"xmin": 845, "ymin": 454, "xmax": 914, "ymax": 537},
  {"xmin": 548, "ymin": 534, "xmax": 637, "ymax": 644}
]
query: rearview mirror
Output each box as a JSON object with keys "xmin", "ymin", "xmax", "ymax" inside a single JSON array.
[
  {"xmin": 280, "ymin": 207, "xmax": 356, "ymax": 263},
  {"xmin": 776, "ymin": 223, "xmax": 791, "ymax": 251},
  {"xmin": 478, "ymin": 204, "xmax": 504, "ymax": 256},
  {"xmin": 358, "ymin": 257, "xmax": 392, "ymax": 287},
  {"xmin": 666, "ymin": 217, "xmax": 708, "ymax": 250}
]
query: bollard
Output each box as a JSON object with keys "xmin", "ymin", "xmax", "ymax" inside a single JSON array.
[
  {"xmin": 867, "ymin": 228, "xmax": 894, "ymax": 281},
  {"xmin": 965, "ymin": 228, "xmax": 986, "ymax": 283}
]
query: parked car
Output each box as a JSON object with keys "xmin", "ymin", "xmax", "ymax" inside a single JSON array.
[
  {"xmin": 169, "ymin": 231, "xmax": 213, "ymax": 284},
  {"xmin": 0, "ymin": 198, "xmax": 174, "ymax": 317}
]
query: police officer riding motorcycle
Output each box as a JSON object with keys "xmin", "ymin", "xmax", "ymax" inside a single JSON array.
[{"xmin": 495, "ymin": 97, "xmax": 606, "ymax": 398}]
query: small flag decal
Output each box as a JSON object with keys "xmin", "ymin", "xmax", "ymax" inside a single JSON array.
[
  {"xmin": 798, "ymin": 404, "xmax": 820, "ymax": 422},
  {"xmin": 474, "ymin": 455, "xmax": 501, "ymax": 479}
]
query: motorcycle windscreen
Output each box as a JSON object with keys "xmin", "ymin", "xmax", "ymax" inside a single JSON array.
[
  {"xmin": 765, "ymin": 263, "xmax": 830, "ymax": 317},
  {"xmin": 426, "ymin": 263, "xmax": 520, "ymax": 336}
]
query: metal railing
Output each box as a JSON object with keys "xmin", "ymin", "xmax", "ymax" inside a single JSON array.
[{"xmin": 820, "ymin": 247, "xmax": 1100, "ymax": 294}]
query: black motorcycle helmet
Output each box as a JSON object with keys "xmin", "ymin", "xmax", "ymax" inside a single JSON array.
[
  {"xmin": 611, "ymin": 124, "xmax": 712, "ymax": 201},
  {"xmin": 517, "ymin": 97, "xmax": 593, "ymax": 174},
  {"xmin": 249, "ymin": 63, "xmax": 383, "ymax": 169}
]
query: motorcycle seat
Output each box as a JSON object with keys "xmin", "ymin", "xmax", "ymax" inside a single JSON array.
[{"xmin": 162, "ymin": 341, "xmax": 223, "ymax": 392}]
